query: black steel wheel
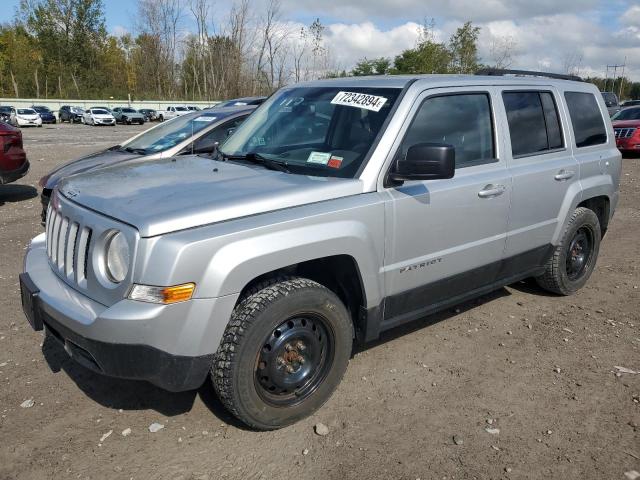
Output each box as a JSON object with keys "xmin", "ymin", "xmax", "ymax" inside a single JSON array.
[
  {"xmin": 255, "ymin": 314, "xmax": 334, "ymax": 407},
  {"xmin": 212, "ymin": 277, "xmax": 353, "ymax": 430},
  {"xmin": 565, "ymin": 226, "xmax": 594, "ymax": 280}
]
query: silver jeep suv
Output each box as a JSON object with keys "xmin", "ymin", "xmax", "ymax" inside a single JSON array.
[{"xmin": 20, "ymin": 71, "xmax": 621, "ymax": 430}]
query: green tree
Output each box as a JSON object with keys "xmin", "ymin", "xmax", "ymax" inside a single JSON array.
[
  {"xmin": 352, "ymin": 57, "xmax": 390, "ymax": 76},
  {"xmin": 448, "ymin": 21, "xmax": 481, "ymax": 74}
]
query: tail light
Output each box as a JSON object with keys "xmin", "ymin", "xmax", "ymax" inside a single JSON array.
[{"xmin": 0, "ymin": 130, "xmax": 22, "ymax": 153}]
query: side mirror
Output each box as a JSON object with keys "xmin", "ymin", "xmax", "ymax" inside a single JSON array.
[{"xmin": 389, "ymin": 143, "xmax": 455, "ymax": 183}]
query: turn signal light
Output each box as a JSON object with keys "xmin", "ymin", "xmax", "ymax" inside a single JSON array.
[{"xmin": 128, "ymin": 283, "xmax": 196, "ymax": 304}]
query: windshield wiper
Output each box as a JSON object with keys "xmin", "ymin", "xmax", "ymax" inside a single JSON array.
[
  {"xmin": 224, "ymin": 152, "xmax": 291, "ymax": 173},
  {"xmin": 123, "ymin": 147, "xmax": 148, "ymax": 155}
]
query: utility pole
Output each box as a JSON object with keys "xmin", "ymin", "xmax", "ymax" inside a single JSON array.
[
  {"xmin": 618, "ymin": 57, "xmax": 627, "ymax": 100},
  {"xmin": 605, "ymin": 61, "xmax": 626, "ymax": 96}
]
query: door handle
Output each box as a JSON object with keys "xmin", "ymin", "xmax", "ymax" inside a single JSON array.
[
  {"xmin": 554, "ymin": 169, "xmax": 575, "ymax": 181},
  {"xmin": 478, "ymin": 184, "xmax": 506, "ymax": 198}
]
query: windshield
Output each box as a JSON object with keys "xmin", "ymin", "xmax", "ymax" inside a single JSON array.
[
  {"xmin": 122, "ymin": 112, "xmax": 219, "ymax": 153},
  {"xmin": 612, "ymin": 107, "xmax": 640, "ymax": 121},
  {"xmin": 220, "ymin": 86, "xmax": 401, "ymax": 178},
  {"xmin": 122, "ymin": 108, "xmax": 136, "ymax": 113},
  {"xmin": 18, "ymin": 109, "xmax": 36, "ymax": 115},
  {"xmin": 33, "ymin": 106, "xmax": 50, "ymax": 113},
  {"xmin": 91, "ymin": 109, "xmax": 109, "ymax": 115}
]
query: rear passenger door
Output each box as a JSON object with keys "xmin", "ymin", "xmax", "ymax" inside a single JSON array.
[
  {"xmin": 500, "ymin": 88, "xmax": 580, "ymax": 264},
  {"xmin": 382, "ymin": 87, "xmax": 510, "ymax": 325}
]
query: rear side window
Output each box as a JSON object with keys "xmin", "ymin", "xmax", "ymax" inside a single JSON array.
[
  {"xmin": 564, "ymin": 92, "xmax": 607, "ymax": 148},
  {"xmin": 402, "ymin": 93, "xmax": 495, "ymax": 168},
  {"xmin": 502, "ymin": 91, "xmax": 564, "ymax": 157}
]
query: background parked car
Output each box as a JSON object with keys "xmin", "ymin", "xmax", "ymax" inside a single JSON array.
[
  {"xmin": 39, "ymin": 105, "xmax": 255, "ymax": 221},
  {"xmin": 186, "ymin": 105, "xmax": 201, "ymax": 111},
  {"xmin": 0, "ymin": 121, "xmax": 29, "ymax": 184},
  {"xmin": 10, "ymin": 108, "xmax": 42, "ymax": 127},
  {"xmin": 138, "ymin": 108, "xmax": 158, "ymax": 122},
  {"xmin": 612, "ymin": 106, "xmax": 640, "ymax": 153},
  {"xmin": 601, "ymin": 91, "xmax": 620, "ymax": 116},
  {"xmin": 621, "ymin": 100, "xmax": 640, "ymax": 108},
  {"xmin": 112, "ymin": 107, "xmax": 145, "ymax": 124},
  {"xmin": 31, "ymin": 105, "xmax": 56, "ymax": 124},
  {"xmin": 156, "ymin": 105, "xmax": 190, "ymax": 121},
  {"xmin": 82, "ymin": 108, "xmax": 116, "ymax": 126},
  {"xmin": 209, "ymin": 96, "xmax": 267, "ymax": 109},
  {"xmin": 59, "ymin": 105, "xmax": 84, "ymax": 123},
  {"xmin": 0, "ymin": 105, "xmax": 15, "ymax": 122}
]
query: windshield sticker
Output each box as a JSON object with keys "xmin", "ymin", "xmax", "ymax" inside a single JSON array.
[
  {"xmin": 331, "ymin": 91, "xmax": 388, "ymax": 112},
  {"xmin": 307, "ymin": 151, "xmax": 331, "ymax": 165},
  {"xmin": 328, "ymin": 155, "xmax": 343, "ymax": 169},
  {"xmin": 193, "ymin": 116, "xmax": 216, "ymax": 122}
]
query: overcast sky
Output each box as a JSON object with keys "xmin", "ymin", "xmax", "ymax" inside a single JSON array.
[{"xmin": 2, "ymin": 0, "xmax": 639, "ymax": 81}]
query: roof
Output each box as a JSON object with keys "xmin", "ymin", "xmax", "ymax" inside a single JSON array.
[{"xmin": 296, "ymin": 73, "xmax": 589, "ymax": 90}]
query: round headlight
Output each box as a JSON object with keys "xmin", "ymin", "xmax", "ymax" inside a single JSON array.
[{"xmin": 105, "ymin": 231, "xmax": 130, "ymax": 283}]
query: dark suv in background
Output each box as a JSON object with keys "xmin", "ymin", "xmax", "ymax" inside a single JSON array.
[
  {"xmin": 0, "ymin": 106, "xmax": 13, "ymax": 122},
  {"xmin": 59, "ymin": 105, "xmax": 84, "ymax": 123},
  {"xmin": 601, "ymin": 92, "xmax": 620, "ymax": 116}
]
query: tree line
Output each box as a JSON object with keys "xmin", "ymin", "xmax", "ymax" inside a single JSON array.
[{"xmin": 0, "ymin": 1, "xmax": 638, "ymax": 101}]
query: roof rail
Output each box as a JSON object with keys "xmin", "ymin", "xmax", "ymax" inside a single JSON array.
[{"xmin": 475, "ymin": 68, "xmax": 584, "ymax": 82}]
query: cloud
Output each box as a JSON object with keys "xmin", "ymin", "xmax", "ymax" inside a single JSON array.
[
  {"xmin": 280, "ymin": 0, "xmax": 599, "ymax": 23},
  {"xmin": 323, "ymin": 22, "xmax": 422, "ymax": 67}
]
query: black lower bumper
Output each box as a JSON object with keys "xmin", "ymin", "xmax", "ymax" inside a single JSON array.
[
  {"xmin": 0, "ymin": 159, "xmax": 29, "ymax": 184},
  {"xmin": 39, "ymin": 305, "xmax": 212, "ymax": 392}
]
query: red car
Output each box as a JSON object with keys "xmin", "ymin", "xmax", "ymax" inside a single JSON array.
[
  {"xmin": 611, "ymin": 106, "xmax": 640, "ymax": 153},
  {"xmin": 0, "ymin": 121, "xmax": 29, "ymax": 184}
]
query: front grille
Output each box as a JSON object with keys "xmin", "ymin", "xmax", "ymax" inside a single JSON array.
[
  {"xmin": 614, "ymin": 128, "xmax": 636, "ymax": 139},
  {"xmin": 45, "ymin": 203, "xmax": 92, "ymax": 286}
]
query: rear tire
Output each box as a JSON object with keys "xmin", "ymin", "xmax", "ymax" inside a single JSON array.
[
  {"xmin": 212, "ymin": 277, "xmax": 353, "ymax": 430},
  {"xmin": 536, "ymin": 207, "xmax": 601, "ymax": 295}
]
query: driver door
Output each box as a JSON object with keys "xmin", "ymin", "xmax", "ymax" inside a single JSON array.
[{"xmin": 382, "ymin": 87, "xmax": 511, "ymax": 326}]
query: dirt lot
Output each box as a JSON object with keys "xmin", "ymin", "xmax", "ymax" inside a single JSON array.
[{"xmin": 0, "ymin": 123, "xmax": 638, "ymax": 480}]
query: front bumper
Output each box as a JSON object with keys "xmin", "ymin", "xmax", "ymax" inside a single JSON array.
[
  {"xmin": 22, "ymin": 234, "xmax": 238, "ymax": 391},
  {"xmin": 0, "ymin": 159, "xmax": 29, "ymax": 184},
  {"xmin": 616, "ymin": 138, "xmax": 640, "ymax": 151}
]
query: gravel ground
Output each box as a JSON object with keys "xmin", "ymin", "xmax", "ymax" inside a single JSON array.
[{"xmin": 0, "ymin": 123, "xmax": 638, "ymax": 480}]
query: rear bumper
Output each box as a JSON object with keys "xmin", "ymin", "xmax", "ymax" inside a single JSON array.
[{"xmin": 0, "ymin": 159, "xmax": 29, "ymax": 184}]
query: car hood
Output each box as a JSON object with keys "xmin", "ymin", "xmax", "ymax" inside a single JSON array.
[
  {"xmin": 57, "ymin": 156, "xmax": 364, "ymax": 237},
  {"xmin": 43, "ymin": 150, "xmax": 141, "ymax": 189},
  {"xmin": 18, "ymin": 114, "xmax": 39, "ymax": 119},
  {"xmin": 612, "ymin": 120, "xmax": 640, "ymax": 128},
  {"xmin": 92, "ymin": 114, "xmax": 114, "ymax": 119},
  {"xmin": 122, "ymin": 112, "xmax": 144, "ymax": 117}
]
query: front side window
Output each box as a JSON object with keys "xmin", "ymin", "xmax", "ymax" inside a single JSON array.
[
  {"xmin": 564, "ymin": 92, "xmax": 607, "ymax": 148},
  {"xmin": 220, "ymin": 86, "xmax": 402, "ymax": 178},
  {"xmin": 400, "ymin": 93, "xmax": 495, "ymax": 168},
  {"xmin": 192, "ymin": 117, "xmax": 246, "ymax": 152},
  {"xmin": 503, "ymin": 91, "xmax": 564, "ymax": 157}
]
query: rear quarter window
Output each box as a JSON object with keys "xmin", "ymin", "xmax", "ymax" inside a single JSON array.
[{"xmin": 564, "ymin": 92, "xmax": 607, "ymax": 148}]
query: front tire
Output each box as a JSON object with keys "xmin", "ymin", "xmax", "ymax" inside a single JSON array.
[
  {"xmin": 212, "ymin": 277, "xmax": 353, "ymax": 430},
  {"xmin": 536, "ymin": 207, "xmax": 601, "ymax": 295}
]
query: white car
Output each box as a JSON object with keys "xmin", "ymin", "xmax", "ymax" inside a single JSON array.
[
  {"xmin": 156, "ymin": 105, "xmax": 190, "ymax": 121},
  {"xmin": 82, "ymin": 108, "xmax": 116, "ymax": 126},
  {"xmin": 10, "ymin": 108, "xmax": 42, "ymax": 127}
]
